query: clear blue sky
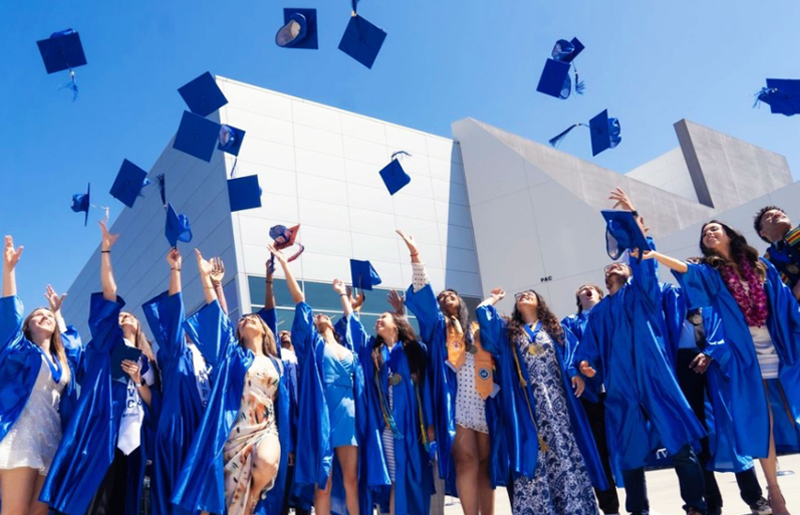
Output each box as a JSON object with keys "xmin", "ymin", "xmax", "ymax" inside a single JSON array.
[{"xmin": 1, "ymin": 0, "xmax": 798, "ymax": 308}]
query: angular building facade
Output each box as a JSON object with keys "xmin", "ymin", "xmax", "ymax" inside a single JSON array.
[{"xmin": 62, "ymin": 76, "xmax": 794, "ymax": 336}]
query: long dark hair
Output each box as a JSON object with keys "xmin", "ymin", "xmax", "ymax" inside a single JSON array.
[
  {"xmin": 437, "ymin": 288, "xmax": 473, "ymax": 345},
  {"xmin": 699, "ymin": 220, "xmax": 766, "ymax": 281},
  {"xmin": 372, "ymin": 313, "xmax": 427, "ymax": 385},
  {"xmin": 508, "ymin": 290, "xmax": 565, "ymax": 345}
]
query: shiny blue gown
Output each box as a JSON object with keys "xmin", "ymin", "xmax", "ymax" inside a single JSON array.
[
  {"xmin": 171, "ymin": 300, "xmax": 289, "ymax": 515},
  {"xmin": 142, "ymin": 291, "xmax": 209, "ymax": 515},
  {"xmin": 40, "ymin": 293, "xmax": 154, "ymax": 515}
]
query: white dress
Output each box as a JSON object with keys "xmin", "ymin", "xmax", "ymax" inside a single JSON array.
[{"xmin": 0, "ymin": 354, "xmax": 66, "ymax": 474}]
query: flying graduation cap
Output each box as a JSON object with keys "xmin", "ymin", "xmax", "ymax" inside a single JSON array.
[
  {"xmin": 227, "ymin": 175, "xmax": 262, "ymax": 212},
  {"xmin": 267, "ymin": 224, "xmax": 305, "ymax": 273},
  {"xmin": 276, "ymin": 8, "xmax": 319, "ymax": 49},
  {"xmin": 71, "ymin": 183, "xmax": 90, "ymax": 226},
  {"xmin": 350, "ymin": 259, "xmax": 382, "ymax": 291},
  {"xmin": 754, "ymin": 78, "xmax": 800, "ymax": 116},
  {"xmin": 339, "ymin": 0, "xmax": 387, "ymax": 69},
  {"xmin": 174, "ymin": 111, "xmax": 221, "ymax": 162},
  {"xmin": 536, "ymin": 38, "xmax": 585, "ymax": 100},
  {"xmin": 602, "ymin": 210, "xmax": 649, "ymax": 261},
  {"xmin": 178, "ymin": 72, "xmax": 228, "ymax": 117},
  {"xmin": 379, "ymin": 151, "xmax": 412, "ymax": 195},
  {"xmin": 37, "ymin": 29, "xmax": 88, "ymax": 101},
  {"xmin": 110, "ymin": 160, "xmax": 151, "ymax": 208},
  {"xmin": 548, "ymin": 109, "xmax": 621, "ymax": 157},
  {"xmin": 165, "ymin": 203, "xmax": 193, "ymax": 248}
]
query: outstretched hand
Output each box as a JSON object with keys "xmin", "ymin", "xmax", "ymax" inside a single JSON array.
[
  {"xmin": 45, "ymin": 284, "xmax": 67, "ymax": 313},
  {"xmin": 3, "ymin": 236, "xmax": 23, "ymax": 271},
  {"xmin": 195, "ymin": 249, "xmax": 213, "ymax": 277},
  {"xmin": 99, "ymin": 221, "xmax": 119, "ymax": 251},
  {"xmin": 387, "ymin": 290, "xmax": 405, "ymax": 315},
  {"xmin": 266, "ymin": 243, "xmax": 288, "ymax": 265},
  {"xmin": 348, "ymin": 287, "xmax": 365, "ymax": 312},
  {"xmin": 210, "ymin": 257, "xmax": 225, "ymax": 285},
  {"xmin": 396, "ymin": 230, "xmax": 419, "ymax": 256},
  {"xmin": 609, "ymin": 187, "xmax": 636, "ymax": 212},
  {"xmin": 490, "ymin": 288, "xmax": 506, "ymax": 303},
  {"xmin": 332, "ymin": 278, "xmax": 347, "ymax": 296},
  {"xmin": 167, "ymin": 248, "xmax": 182, "ymax": 269}
]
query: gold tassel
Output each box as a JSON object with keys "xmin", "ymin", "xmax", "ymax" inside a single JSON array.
[{"xmin": 538, "ymin": 434, "xmax": 549, "ymax": 453}]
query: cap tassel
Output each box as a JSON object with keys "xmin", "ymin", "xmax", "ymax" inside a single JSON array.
[
  {"xmin": 229, "ymin": 158, "xmax": 239, "ymax": 179},
  {"xmin": 156, "ymin": 174, "xmax": 166, "ymax": 208},
  {"xmin": 573, "ymin": 65, "xmax": 585, "ymax": 95},
  {"xmin": 59, "ymin": 69, "xmax": 78, "ymax": 102},
  {"xmin": 753, "ymin": 87, "xmax": 774, "ymax": 109},
  {"xmin": 548, "ymin": 123, "xmax": 587, "ymax": 148},
  {"xmin": 538, "ymin": 434, "xmax": 550, "ymax": 452}
]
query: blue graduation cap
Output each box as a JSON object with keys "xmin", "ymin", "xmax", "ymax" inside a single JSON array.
[
  {"xmin": 71, "ymin": 183, "xmax": 90, "ymax": 226},
  {"xmin": 178, "ymin": 72, "xmax": 228, "ymax": 117},
  {"xmin": 350, "ymin": 259, "xmax": 382, "ymax": 291},
  {"xmin": 276, "ymin": 8, "xmax": 318, "ymax": 49},
  {"xmin": 548, "ymin": 109, "xmax": 621, "ymax": 157},
  {"xmin": 378, "ymin": 151, "xmax": 411, "ymax": 195},
  {"xmin": 227, "ymin": 175, "xmax": 262, "ymax": 212},
  {"xmin": 110, "ymin": 160, "xmax": 150, "ymax": 208},
  {"xmin": 537, "ymin": 37, "xmax": 585, "ymax": 99},
  {"xmin": 165, "ymin": 203, "xmax": 192, "ymax": 248},
  {"xmin": 37, "ymin": 29, "xmax": 88, "ymax": 101},
  {"xmin": 602, "ymin": 210, "xmax": 649, "ymax": 261},
  {"xmin": 338, "ymin": 6, "xmax": 387, "ymax": 69},
  {"xmin": 218, "ymin": 124, "xmax": 246, "ymax": 156},
  {"xmin": 755, "ymin": 78, "xmax": 800, "ymax": 116},
  {"xmin": 174, "ymin": 111, "xmax": 222, "ymax": 162}
]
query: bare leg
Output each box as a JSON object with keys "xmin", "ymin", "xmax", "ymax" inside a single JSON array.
[
  {"xmin": 26, "ymin": 473, "xmax": 50, "ymax": 515},
  {"xmin": 251, "ymin": 432, "xmax": 281, "ymax": 512},
  {"xmin": 315, "ymin": 470, "xmax": 333, "ymax": 515},
  {"xmin": 452, "ymin": 425, "xmax": 480, "ymax": 515},
  {"xmin": 335, "ymin": 445, "xmax": 360, "ymax": 515},
  {"xmin": 389, "ymin": 484, "xmax": 396, "ymax": 515},
  {"xmin": 475, "ymin": 431, "xmax": 494, "ymax": 515},
  {"xmin": 758, "ymin": 382, "xmax": 788, "ymax": 514},
  {"xmin": 0, "ymin": 467, "xmax": 39, "ymax": 515}
]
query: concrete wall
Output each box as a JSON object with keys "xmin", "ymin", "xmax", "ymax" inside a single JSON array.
[{"xmin": 627, "ymin": 148, "xmax": 698, "ymax": 202}]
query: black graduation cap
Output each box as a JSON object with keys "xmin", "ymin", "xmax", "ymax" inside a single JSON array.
[
  {"xmin": 755, "ymin": 78, "xmax": 800, "ymax": 116},
  {"xmin": 110, "ymin": 160, "xmax": 150, "ymax": 208},
  {"xmin": 338, "ymin": 0, "xmax": 387, "ymax": 70},
  {"xmin": 602, "ymin": 210, "xmax": 649, "ymax": 261},
  {"xmin": 71, "ymin": 183, "xmax": 90, "ymax": 226},
  {"xmin": 378, "ymin": 151, "xmax": 411, "ymax": 195},
  {"xmin": 548, "ymin": 109, "xmax": 621, "ymax": 157},
  {"xmin": 227, "ymin": 175, "xmax": 262, "ymax": 212},
  {"xmin": 173, "ymin": 111, "xmax": 222, "ymax": 162},
  {"xmin": 178, "ymin": 72, "xmax": 228, "ymax": 117},
  {"xmin": 276, "ymin": 8, "xmax": 319, "ymax": 49},
  {"xmin": 350, "ymin": 259, "xmax": 382, "ymax": 291}
]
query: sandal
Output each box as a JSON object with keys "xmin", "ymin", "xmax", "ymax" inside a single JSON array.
[{"xmin": 767, "ymin": 485, "xmax": 790, "ymax": 515}]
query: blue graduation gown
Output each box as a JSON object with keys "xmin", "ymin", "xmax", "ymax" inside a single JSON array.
[
  {"xmin": 41, "ymin": 293, "xmax": 153, "ymax": 515},
  {"xmin": 675, "ymin": 259, "xmax": 800, "ymax": 457},
  {"xmin": 404, "ymin": 284, "xmax": 506, "ymax": 494},
  {"xmin": 290, "ymin": 303, "xmax": 371, "ymax": 515},
  {"xmin": 142, "ymin": 291, "xmax": 209, "ymax": 515},
  {"xmin": 172, "ymin": 300, "xmax": 290, "ymax": 515},
  {"xmin": 576, "ymin": 256, "xmax": 706, "ymax": 471},
  {"xmin": 345, "ymin": 313, "xmax": 435, "ymax": 515},
  {"xmin": 476, "ymin": 305, "xmax": 608, "ymax": 490},
  {"xmin": 0, "ymin": 295, "xmax": 83, "ymax": 444}
]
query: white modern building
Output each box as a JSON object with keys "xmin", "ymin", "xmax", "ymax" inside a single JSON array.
[{"xmin": 62, "ymin": 76, "xmax": 795, "ymax": 337}]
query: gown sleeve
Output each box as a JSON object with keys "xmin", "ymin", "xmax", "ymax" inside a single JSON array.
[
  {"xmin": 87, "ymin": 292, "xmax": 126, "ymax": 354},
  {"xmin": 561, "ymin": 326, "xmax": 580, "ymax": 379},
  {"xmin": 290, "ymin": 302, "xmax": 323, "ymax": 364},
  {"xmin": 143, "ymin": 291, "xmax": 186, "ymax": 366},
  {"xmin": 61, "ymin": 325, "xmax": 84, "ymax": 375},
  {"xmin": 405, "ymin": 284, "xmax": 442, "ymax": 346},
  {"xmin": 0, "ymin": 295, "xmax": 23, "ymax": 353},
  {"xmin": 182, "ymin": 300, "xmax": 235, "ymax": 367},
  {"xmin": 475, "ymin": 304, "xmax": 507, "ymax": 357},
  {"xmin": 575, "ymin": 310, "xmax": 603, "ymax": 384}
]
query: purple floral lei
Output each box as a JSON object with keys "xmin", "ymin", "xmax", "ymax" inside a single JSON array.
[{"xmin": 719, "ymin": 257, "xmax": 768, "ymax": 327}]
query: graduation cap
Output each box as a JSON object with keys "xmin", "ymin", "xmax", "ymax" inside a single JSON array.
[
  {"xmin": 110, "ymin": 160, "xmax": 151, "ymax": 208},
  {"xmin": 379, "ymin": 151, "xmax": 411, "ymax": 195},
  {"xmin": 755, "ymin": 78, "xmax": 800, "ymax": 116},
  {"xmin": 165, "ymin": 203, "xmax": 192, "ymax": 248},
  {"xmin": 350, "ymin": 259, "xmax": 382, "ymax": 291},
  {"xmin": 37, "ymin": 29, "xmax": 88, "ymax": 101},
  {"xmin": 268, "ymin": 224, "xmax": 305, "ymax": 272},
  {"xmin": 178, "ymin": 72, "xmax": 228, "ymax": 117},
  {"xmin": 602, "ymin": 210, "xmax": 649, "ymax": 261},
  {"xmin": 227, "ymin": 175, "xmax": 262, "ymax": 212},
  {"xmin": 339, "ymin": 1, "xmax": 387, "ymax": 69},
  {"xmin": 548, "ymin": 109, "xmax": 621, "ymax": 157},
  {"xmin": 536, "ymin": 37, "xmax": 585, "ymax": 100},
  {"xmin": 173, "ymin": 111, "xmax": 222, "ymax": 162},
  {"xmin": 218, "ymin": 124, "xmax": 246, "ymax": 156},
  {"xmin": 71, "ymin": 183, "xmax": 90, "ymax": 226},
  {"xmin": 276, "ymin": 8, "xmax": 318, "ymax": 49}
]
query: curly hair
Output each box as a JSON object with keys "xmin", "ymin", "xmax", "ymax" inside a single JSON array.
[
  {"xmin": 507, "ymin": 290, "xmax": 565, "ymax": 346},
  {"xmin": 372, "ymin": 313, "xmax": 427, "ymax": 385},
  {"xmin": 700, "ymin": 220, "xmax": 766, "ymax": 281},
  {"xmin": 753, "ymin": 205, "xmax": 785, "ymax": 243}
]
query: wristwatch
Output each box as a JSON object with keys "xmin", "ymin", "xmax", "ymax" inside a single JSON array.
[{"xmin": 138, "ymin": 379, "xmax": 147, "ymax": 388}]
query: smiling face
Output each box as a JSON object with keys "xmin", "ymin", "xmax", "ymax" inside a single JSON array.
[
  {"xmin": 374, "ymin": 312, "xmax": 398, "ymax": 341},
  {"xmin": 24, "ymin": 308, "xmax": 56, "ymax": 343},
  {"xmin": 701, "ymin": 222, "xmax": 731, "ymax": 254},
  {"xmin": 238, "ymin": 314, "xmax": 266, "ymax": 341},
  {"xmin": 604, "ymin": 263, "xmax": 631, "ymax": 292},
  {"xmin": 514, "ymin": 290, "xmax": 539, "ymax": 320},
  {"xmin": 118, "ymin": 312, "xmax": 140, "ymax": 333},
  {"xmin": 436, "ymin": 290, "xmax": 461, "ymax": 317},
  {"xmin": 758, "ymin": 209, "xmax": 792, "ymax": 243},
  {"xmin": 313, "ymin": 313, "xmax": 334, "ymax": 333}
]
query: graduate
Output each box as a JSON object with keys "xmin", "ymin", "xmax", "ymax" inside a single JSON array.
[
  {"xmin": 643, "ymin": 219, "xmax": 800, "ymax": 515},
  {"xmin": 576, "ymin": 190, "xmax": 708, "ymax": 515},
  {"xmin": 40, "ymin": 222, "xmax": 158, "ymax": 515},
  {"xmin": 339, "ymin": 280, "xmax": 436, "ymax": 515},
  {"xmin": 141, "ymin": 248, "xmax": 213, "ymax": 515},
  {"xmin": 171, "ymin": 248, "xmax": 289, "ymax": 515},
  {"xmin": 561, "ymin": 284, "xmax": 620, "ymax": 515},
  {"xmin": 754, "ymin": 205, "xmax": 800, "ymax": 299},
  {"xmin": 0, "ymin": 236, "xmax": 83, "ymax": 515},
  {"xmin": 266, "ymin": 244, "xmax": 363, "ymax": 515},
  {"xmin": 399, "ymin": 230, "xmax": 507, "ymax": 515},
  {"xmin": 476, "ymin": 287, "xmax": 604, "ymax": 515}
]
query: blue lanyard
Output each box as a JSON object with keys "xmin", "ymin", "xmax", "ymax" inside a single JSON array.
[{"xmin": 32, "ymin": 343, "xmax": 63, "ymax": 384}]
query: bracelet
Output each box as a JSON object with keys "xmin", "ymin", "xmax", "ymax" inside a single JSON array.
[
  {"xmin": 204, "ymin": 286, "xmax": 216, "ymax": 291},
  {"xmin": 171, "ymin": 268, "xmax": 181, "ymax": 271},
  {"xmin": 101, "ymin": 250, "xmax": 110, "ymax": 254},
  {"xmin": 266, "ymin": 280, "xmax": 273, "ymax": 284},
  {"xmin": 410, "ymin": 252, "xmax": 419, "ymax": 257},
  {"xmin": 339, "ymin": 293, "xmax": 347, "ymax": 297}
]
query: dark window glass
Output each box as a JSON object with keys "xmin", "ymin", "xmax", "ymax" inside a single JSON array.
[{"xmin": 248, "ymin": 276, "xmax": 297, "ymax": 309}]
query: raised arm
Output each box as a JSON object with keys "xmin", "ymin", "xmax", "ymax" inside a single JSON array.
[
  {"xmin": 47, "ymin": 285, "xmax": 83, "ymax": 370},
  {"xmin": 0, "ymin": 237, "xmax": 24, "ymax": 351},
  {"xmin": 475, "ymin": 289, "xmax": 507, "ymax": 356},
  {"xmin": 398, "ymin": 230, "xmax": 442, "ymax": 342},
  {"xmin": 269, "ymin": 243, "xmax": 303, "ymax": 304},
  {"xmin": 143, "ymin": 250, "xmax": 187, "ymax": 366},
  {"xmin": 168, "ymin": 248, "xmax": 182, "ymax": 296},
  {"xmin": 2, "ymin": 235, "xmax": 22, "ymax": 298},
  {"xmin": 99, "ymin": 222, "xmax": 120, "ymax": 301},
  {"xmin": 195, "ymin": 249, "xmax": 217, "ymax": 305},
  {"xmin": 642, "ymin": 251, "xmax": 689, "ymax": 274},
  {"xmin": 210, "ymin": 257, "xmax": 227, "ymax": 314},
  {"xmin": 264, "ymin": 260, "xmax": 276, "ymax": 310},
  {"xmin": 333, "ymin": 279, "xmax": 353, "ymax": 317}
]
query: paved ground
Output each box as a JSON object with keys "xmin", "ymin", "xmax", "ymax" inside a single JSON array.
[{"xmin": 442, "ymin": 454, "xmax": 800, "ymax": 515}]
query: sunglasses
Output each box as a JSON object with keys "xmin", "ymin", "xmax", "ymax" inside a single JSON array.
[{"xmin": 514, "ymin": 291, "xmax": 536, "ymax": 301}]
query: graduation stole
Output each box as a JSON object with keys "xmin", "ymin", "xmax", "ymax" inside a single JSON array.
[
  {"xmin": 32, "ymin": 344, "xmax": 63, "ymax": 384},
  {"xmin": 375, "ymin": 345, "xmax": 403, "ymax": 440},
  {"xmin": 510, "ymin": 322, "xmax": 549, "ymax": 452},
  {"xmin": 472, "ymin": 338, "xmax": 495, "ymax": 400},
  {"xmin": 768, "ymin": 226, "xmax": 800, "ymax": 285},
  {"xmin": 445, "ymin": 317, "xmax": 467, "ymax": 370},
  {"xmin": 414, "ymin": 382, "xmax": 429, "ymax": 448}
]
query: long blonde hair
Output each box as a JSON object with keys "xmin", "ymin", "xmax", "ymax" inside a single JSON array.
[
  {"xmin": 236, "ymin": 314, "xmax": 278, "ymax": 357},
  {"xmin": 23, "ymin": 308, "xmax": 71, "ymax": 384},
  {"xmin": 120, "ymin": 311, "xmax": 157, "ymax": 363}
]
